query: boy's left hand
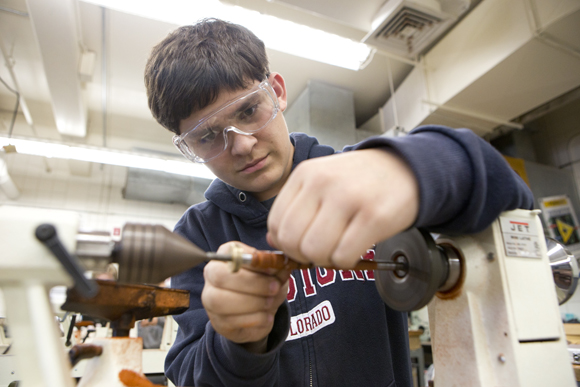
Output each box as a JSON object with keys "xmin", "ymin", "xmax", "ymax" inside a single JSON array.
[{"xmin": 267, "ymin": 148, "xmax": 419, "ymax": 269}]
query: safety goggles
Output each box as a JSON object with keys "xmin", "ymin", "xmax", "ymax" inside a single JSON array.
[{"xmin": 173, "ymin": 80, "xmax": 280, "ymax": 163}]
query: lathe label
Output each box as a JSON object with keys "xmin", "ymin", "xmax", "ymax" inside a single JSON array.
[
  {"xmin": 286, "ymin": 300, "xmax": 336, "ymax": 341},
  {"xmin": 499, "ymin": 217, "xmax": 541, "ymax": 258}
]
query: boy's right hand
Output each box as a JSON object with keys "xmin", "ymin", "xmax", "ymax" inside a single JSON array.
[{"xmin": 201, "ymin": 241, "xmax": 289, "ymax": 353}]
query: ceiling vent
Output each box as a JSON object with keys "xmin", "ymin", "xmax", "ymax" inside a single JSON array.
[{"xmin": 363, "ymin": 0, "xmax": 459, "ymax": 58}]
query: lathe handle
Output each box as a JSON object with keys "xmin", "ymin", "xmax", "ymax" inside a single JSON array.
[{"xmin": 35, "ymin": 224, "xmax": 99, "ymax": 298}]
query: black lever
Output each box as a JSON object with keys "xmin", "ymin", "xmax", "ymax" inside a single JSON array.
[
  {"xmin": 65, "ymin": 314, "xmax": 76, "ymax": 347},
  {"xmin": 35, "ymin": 224, "xmax": 99, "ymax": 298}
]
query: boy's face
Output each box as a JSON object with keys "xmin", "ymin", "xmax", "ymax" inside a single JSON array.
[{"xmin": 178, "ymin": 73, "xmax": 294, "ymax": 202}]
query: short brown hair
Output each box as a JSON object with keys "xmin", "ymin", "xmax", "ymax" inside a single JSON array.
[{"xmin": 145, "ymin": 18, "xmax": 270, "ymax": 134}]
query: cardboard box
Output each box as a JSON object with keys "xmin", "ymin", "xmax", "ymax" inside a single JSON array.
[
  {"xmin": 408, "ymin": 330, "xmax": 422, "ymax": 351},
  {"xmin": 564, "ymin": 324, "xmax": 580, "ymax": 344}
]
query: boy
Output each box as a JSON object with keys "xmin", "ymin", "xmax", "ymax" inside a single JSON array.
[{"xmin": 145, "ymin": 18, "xmax": 533, "ymax": 387}]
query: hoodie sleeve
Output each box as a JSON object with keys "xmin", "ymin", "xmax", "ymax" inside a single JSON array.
[
  {"xmin": 350, "ymin": 125, "xmax": 534, "ymax": 234},
  {"xmin": 164, "ymin": 210, "xmax": 290, "ymax": 387}
]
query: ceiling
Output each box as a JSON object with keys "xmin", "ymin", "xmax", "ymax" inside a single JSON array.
[
  {"xmin": 1, "ymin": 0, "xmax": 578, "ymax": 162},
  {"xmin": 0, "ymin": 0, "xmax": 579, "ymax": 212},
  {"xmin": 0, "ymin": 0, "xmax": 439, "ymax": 157}
]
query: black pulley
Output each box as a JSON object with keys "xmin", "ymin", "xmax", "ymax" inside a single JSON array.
[{"xmin": 374, "ymin": 228, "xmax": 447, "ymax": 312}]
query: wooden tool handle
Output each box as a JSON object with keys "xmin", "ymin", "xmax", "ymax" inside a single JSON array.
[
  {"xmin": 250, "ymin": 251, "xmax": 304, "ymax": 271},
  {"xmin": 250, "ymin": 251, "xmax": 379, "ymax": 271}
]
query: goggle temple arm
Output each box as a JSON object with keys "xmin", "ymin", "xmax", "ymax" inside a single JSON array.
[{"xmin": 172, "ymin": 135, "xmax": 196, "ymax": 162}]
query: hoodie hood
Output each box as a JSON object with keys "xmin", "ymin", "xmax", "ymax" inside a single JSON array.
[{"xmin": 203, "ymin": 132, "xmax": 335, "ymax": 225}]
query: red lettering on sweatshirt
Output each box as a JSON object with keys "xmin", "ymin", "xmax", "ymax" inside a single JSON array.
[
  {"xmin": 339, "ymin": 270, "xmax": 364, "ymax": 281},
  {"xmin": 286, "ymin": 248, "xmax": 376, "ymax": 302},
  {"xmin": 287, "ymin": 274, "xmax": 297, "ymax": 302},
  {"xmin": 316, "ymin": 268, "xmax": 336, "ymax": 287},
  {"xmin": 301, "ymin": 269, "xmax": 317, "ymax": 297},
  {"xmin": 363, "ymin": 248, "xmax": 375, "ymax": 280}
]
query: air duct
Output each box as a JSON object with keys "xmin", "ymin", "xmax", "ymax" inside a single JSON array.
[
  {"xmin": 285, "ymin": 80, "xmax": 356, "ymax": 150},
  {"xmin": 26, "ymin": 0, "xmax": 88, "ymax": 137},
  {"xmin": 123, "ymin": 168, "xmax": 210, "ymax": 207},
  {"xmin": 363, "ymin": 0, "xmax": 469, "ymax": 58}
]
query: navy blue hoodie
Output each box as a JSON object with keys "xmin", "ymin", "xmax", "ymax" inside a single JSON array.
[{"xmin": 166, "ymin": 125, "xmax": 533, "ymax": 387}]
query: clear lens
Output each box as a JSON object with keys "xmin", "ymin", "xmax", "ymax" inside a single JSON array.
[{"xmin": 178, "ymin": 81, "xmax": 279, "ymax": 163}]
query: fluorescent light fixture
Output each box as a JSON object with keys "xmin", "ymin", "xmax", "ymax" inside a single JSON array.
[
  {"xmin": 0, "ymin": 136, "xmax": 216, "ymax": 180},
  {"xmin": 80, "ymin": 0, "xmax": 373, "ymax": 70}
]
